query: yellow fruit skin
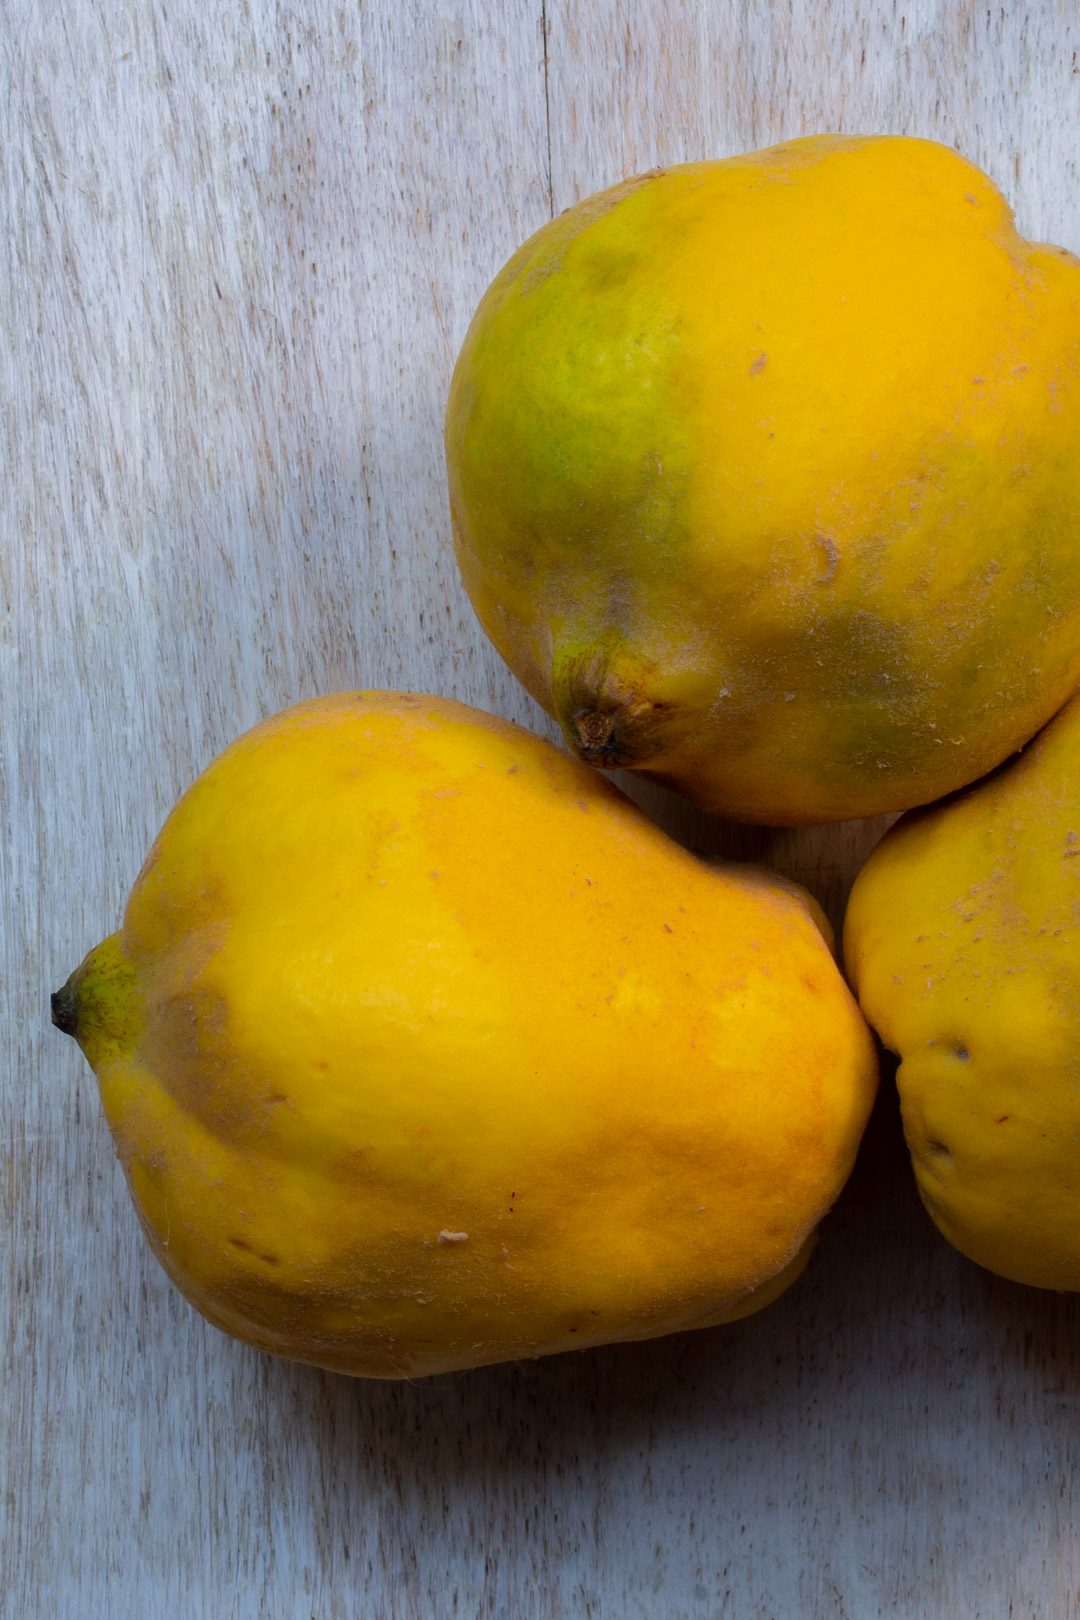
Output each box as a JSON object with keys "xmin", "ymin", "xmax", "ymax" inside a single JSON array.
[
  {"xmin": 446, "ymin": 134, "xmax": 1080, "ymax": 825},
  {"xmin": 844, "ymin": 690, "xmax": 1080, "ymax": 1289},
  {"xmin": 59, "ymin": 693, "xmax": 876, "ymax": 1378}
]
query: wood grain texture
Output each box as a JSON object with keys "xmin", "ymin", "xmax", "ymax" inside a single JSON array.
[{"xmin": 5, "ymin": 1, "xmax": 1080, "ymax": 1616}]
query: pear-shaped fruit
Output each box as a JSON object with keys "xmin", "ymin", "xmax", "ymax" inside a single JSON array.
[
  {"xmin": 446, "ymin": 135, "xmax": 1080, "ymax": 825},
  {"xmin": 845, "ymin": 691, "xmax": 1080, "ymax": 1288},
  {"xmin": 55, "ymin": 692, "xmax": 875, "ymax": 1377}
]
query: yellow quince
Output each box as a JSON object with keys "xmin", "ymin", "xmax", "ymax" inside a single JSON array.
[
  {"xmin": 55, "ymin": 692, "xmax": 875, "ymax": 1376},
  {"xmin": 446, "ymin": 135, "xmax": 1080, "ymax": 824}
]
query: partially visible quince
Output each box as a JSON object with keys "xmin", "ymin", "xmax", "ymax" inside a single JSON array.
[{"xmin": 846, "ymin": 691, "xmax": 1080, "ymax": 1289}]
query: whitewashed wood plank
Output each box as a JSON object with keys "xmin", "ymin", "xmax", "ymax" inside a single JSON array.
[
  {"xmin": 541, "ymin": 5, "xmax": 1080, "ymax": 1620},
  {"xmin": 546, "ymin": 0, "xmax": 1080, "ymax": 239},
  {"xmin": 5, "ymin": 1, "xmax": 553, "ymax": 1614}
]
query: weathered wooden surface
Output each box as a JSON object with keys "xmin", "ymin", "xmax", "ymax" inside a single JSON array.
[{"xmin": 5, "ymin": 2, "xmax": 1080, "ymax": 1615}]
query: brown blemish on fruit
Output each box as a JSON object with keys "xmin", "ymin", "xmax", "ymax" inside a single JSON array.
[
  {"xmin": 815, "ymin": 533, "xmax": 840, "ymax": 583},
  {"xmin": 228, "ymin": 1236, "xmax": 281, "ymax": 1268}
]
